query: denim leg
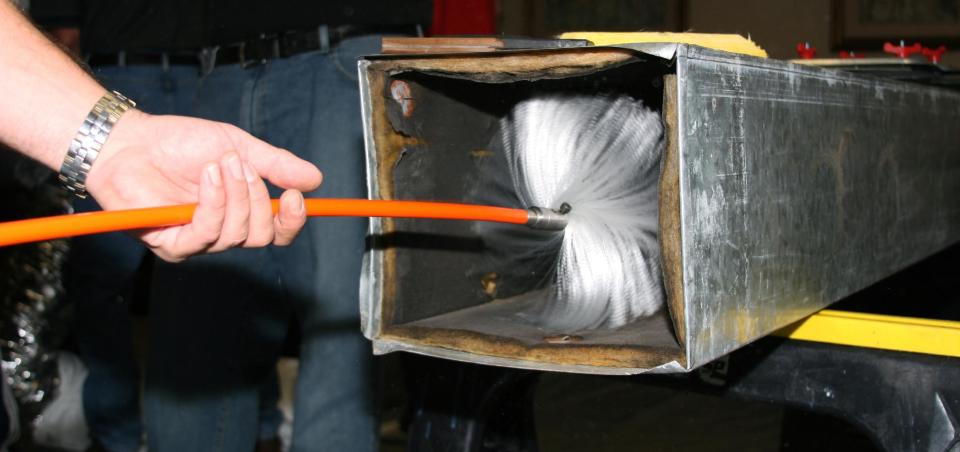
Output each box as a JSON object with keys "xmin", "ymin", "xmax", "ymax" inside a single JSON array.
[
  {"xmin": 70, "ymin": 65, "xmax": 198, "ymax": 452},
  {"xmin": 257, "ymin": 36, "xmax": 381, "ymax": 452},
  {"xmin": 69, "ymin": 224, "xmax": 142, "ymax": 452},
  {"xmin": 258, "ymin": 370, "xmax": 283, "ymax": 441},
  {"xmin": 91, "ymin": 65, "xmax": 199, "ymax": 116},
  {"xmin": 145, "ymin": 248, "xmax": 290, "ymax": 452},
  {"xmin": 143, "ymin": 66, "xmax": 290, "ymax": 452},
  {"xmin": 144, "ymin": 36, "xmax": 380, "ymax": 451}
]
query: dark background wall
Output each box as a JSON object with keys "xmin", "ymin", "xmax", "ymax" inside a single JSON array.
[{"xmin": 497, "ymin": 0, "xmax": 960, "ymax": 66}]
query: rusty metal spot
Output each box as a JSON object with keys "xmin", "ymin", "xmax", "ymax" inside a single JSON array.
[
  {"xmin": 543, "ymin": 334, "xmax": 583, "ymax": 344},
  {"xmin": 470, "ymin": 149, "xmax": 494, "ymax": 159},
  {"xmin": 390, "ymin": 80, "xmax": 415, "ymax": 117},
  {"xmin": 480, "ymin": 272, "xmax": 498, "ymax": 297}
]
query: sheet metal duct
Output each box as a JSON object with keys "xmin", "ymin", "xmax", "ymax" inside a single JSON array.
[{"xmin": 357, "ymin": 44, "xmax": 960, "ymax": 374}]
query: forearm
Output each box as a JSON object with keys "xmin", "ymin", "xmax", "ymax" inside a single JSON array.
[{"xmin": 0, "ymin": 0, "xmax": 105, "ymax": 169}]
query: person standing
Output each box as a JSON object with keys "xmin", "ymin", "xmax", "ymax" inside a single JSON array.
[
  {"xmin": 29, "ymin": 1, "xmax": 356, "ymax": 450},
  {"xmin": 144, "ymin": 3, "xmax": 430, "ymax": 451}
]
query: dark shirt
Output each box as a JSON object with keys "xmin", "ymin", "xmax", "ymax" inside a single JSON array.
[
  {"xmin": 31, "ymin": 0, "xmax": 431, "ymax": 52},
  {"xmin": 31, "ymin": 0, "xmax": 204, "ymax": 52},
  {"xmin": 205, "ymin": 0, "xmax": 432, "ymax": 44}
]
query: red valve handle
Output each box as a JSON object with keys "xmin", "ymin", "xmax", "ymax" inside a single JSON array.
[
  {"xmin": 796, "ymin": 41, "xmax": 816, "ymax": 59},
  {"xmin": 922, "ymin": 45, "xmax": 947, "ymax": 63},
  {"xmin": 883, "ymin": 41, "xmax": 923, "ymax": 58},
  {"xmin": 838, "ymin": 50, "xmax": 864, "ymax": 59}
]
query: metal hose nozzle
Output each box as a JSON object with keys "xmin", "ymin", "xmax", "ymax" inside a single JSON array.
[{"xmin": 525, "ymin": 203, "xmax": 571, "ymax": 230}]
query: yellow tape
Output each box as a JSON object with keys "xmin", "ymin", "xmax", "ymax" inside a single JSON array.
[
  {"xmin": 559, "ymin": 32, "xmax": 768, "ymax": 58},
  {"xmin": 774, "ymin": 309, "xmax": 960, "ymax": 358}
]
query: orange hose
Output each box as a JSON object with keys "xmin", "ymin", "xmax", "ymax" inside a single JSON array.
[{"xmin": 0, "ymin": 199, "xmax": 530, "ymax": 247}]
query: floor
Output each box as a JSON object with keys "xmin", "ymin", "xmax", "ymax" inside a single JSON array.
[{"xmin": 277, "ymin": 354, "xmax": 877, "ymax": 452}]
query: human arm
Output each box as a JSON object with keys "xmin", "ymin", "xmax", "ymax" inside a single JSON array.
[{"xmin": 0, "ymin": 1, "xmax": 322, "ymax": 261}]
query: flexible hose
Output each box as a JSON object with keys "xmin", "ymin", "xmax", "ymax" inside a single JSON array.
[{"xmin": 0, "ymin": 199, "xmax": 531, "ymax": 247}]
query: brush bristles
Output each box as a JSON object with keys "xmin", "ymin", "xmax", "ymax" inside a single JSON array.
[{"xmin": 504, "ymin": 94, "xmax": 664, "ymax": 331}]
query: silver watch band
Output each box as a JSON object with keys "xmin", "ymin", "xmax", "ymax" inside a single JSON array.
[{"xmin": 58, "ymin": 90, "xmax": 136, "ymax": 198}]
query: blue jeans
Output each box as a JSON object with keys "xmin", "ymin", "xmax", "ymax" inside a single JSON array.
[
  {"xmin": 69, "ymin": 64, "xmax": 199, "ymax": 452},
  {"xmin": 145, "ymin": 36, "xmax": 379, "ymax": 452}
]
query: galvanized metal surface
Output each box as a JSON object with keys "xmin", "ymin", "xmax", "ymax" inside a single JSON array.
[
  {"xmin": 792, "ymin": 57, "xmax": 960, "ymax": 89},
  {"xmin": 358, "ymin": 45, "xmax": 960, "ymax": 374},
  {"xmin": 675, "ymin": 45, "xmax": 960, "ymax": 368},
  {"xmin": 791, "ymin": 56, "xmax": 941, "ymax": 68},
  {"xmin": 357, "ymin": 60, "xmax": 383, "ymax": 339}
]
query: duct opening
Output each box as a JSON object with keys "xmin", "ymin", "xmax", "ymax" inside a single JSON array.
[{"xmin": 363, "ymin": 49, "xmax": 686, "ymax": 372}]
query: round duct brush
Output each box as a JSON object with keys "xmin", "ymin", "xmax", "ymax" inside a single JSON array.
[{"xmin": 485, "ymin": 93, "xmax": 665, "ymax": 331}]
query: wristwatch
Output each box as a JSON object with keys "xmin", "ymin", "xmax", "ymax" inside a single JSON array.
[{"xmin": 58, "ymin": 90, "xmax": 136, "ymax": 198}]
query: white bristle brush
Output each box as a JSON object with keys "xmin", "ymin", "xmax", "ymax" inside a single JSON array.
[{"xmin": 499, "ymin": 94, "xmax": 665, "ymax": 331}]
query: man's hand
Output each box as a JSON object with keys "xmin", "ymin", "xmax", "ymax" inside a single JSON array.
[
  {"xmin": 85, "ymin": 110, "xmax": 322, "ymax": 262},
  {"xmin": 0, "ymin": 3, "xmax": 320, "ymax": 262}
]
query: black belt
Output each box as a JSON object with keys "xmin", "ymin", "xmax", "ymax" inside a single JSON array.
[
  {"xmin": 202, "ymin": 24, "xmax": 419, "ymax": 73},
  {"xmin": 87, "ymin": 52, "xmax": 200, "ymax": 68}
]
